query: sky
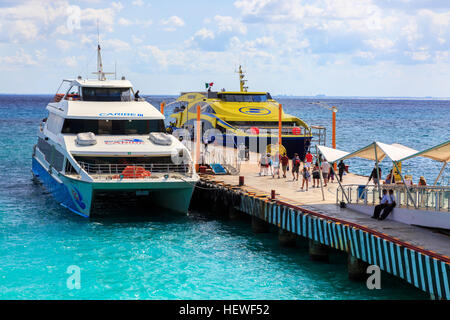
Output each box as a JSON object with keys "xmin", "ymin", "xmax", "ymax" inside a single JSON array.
[{"xmin": 0, "ymin": 0, "xmax": 449, "ymax": 96}]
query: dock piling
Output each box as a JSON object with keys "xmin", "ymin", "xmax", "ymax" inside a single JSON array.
[
  {"xmin": 278, "ymin": 229, "xmax": 296, "ymax": 247},
  {"xmin": 252, "ymin": 216, "xmax": 269, "ymax": 233},
  {"xmin": 347, "ymin": 254, "xmax": 369, "ymax": 281},
  {"xmin": 309, "ymin": 240, "xmax": 329, "ymax": 262}
]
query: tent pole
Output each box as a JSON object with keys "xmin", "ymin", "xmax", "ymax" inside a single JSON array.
[
  {"xmin": 393, "ymin": 160, "xmax": 417, "ymax": 209},
  {"xmin": 433, "ymin": 162, "xmax": 447, "ymax": 186},
  {"xmin": 330, "ymin": 163, "xmax": 350, "ymax": 203},
  {"xmin": 374, "ymin": 143, "xmax": 381, "ymax": 192},
  {"xmin": 316, "ymin": 148, "xmax": 325, "ymax": 201}
]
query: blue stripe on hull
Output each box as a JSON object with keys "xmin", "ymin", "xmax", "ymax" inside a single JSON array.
[{"xmin": 32, "ymin": 157, "xmax": 88, "ymax": 218}]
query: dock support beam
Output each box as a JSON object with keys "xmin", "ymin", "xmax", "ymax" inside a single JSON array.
[
  {"xmin": 252, "ymin": 216, "xmax": 269, "ymax": 233},
  {"xmin": 309, "ymin": 240, "xmax": 328, "ymax": 262},
  {"xmin": 278, "ymin": 229, "xmax": 296, "ymax": 247},
  {"xmin": 347, "ymin": 254, "xmax": 369, "ymax": 281}
]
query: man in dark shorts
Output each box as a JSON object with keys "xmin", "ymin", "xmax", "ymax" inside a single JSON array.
[{"xmin": 292, "ymin": 153, "xmax": 300, "ymax": 181}]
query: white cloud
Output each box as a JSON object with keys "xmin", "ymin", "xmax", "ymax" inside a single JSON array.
[
  {"xmin": 62, "ymin": 56, "xmax": 78, "ymax": 68},
  {"xmin": 0, "ymin": 48, "xmax": 41, "ymax": 68},
  {"xmin": 195, "ymin": 28, "xmax": 215, "ymax": 40},
  {"xmin": 214, "ymin": 15, "xmax": 247, "ymax": 34},
  {"xmin": 132, "ymin": 0, "xmax": 144, "ymax": 6},
  {"xmin": 102, "ymin": 38, "xmax": 131, "ymax": 51},
  {"xmin": 161, "ymin": 16, "xmax": 185, "ymax": 31},
  {"xmin": 118, "ymin": 17, "xmax": 133, "ymax": 26}
]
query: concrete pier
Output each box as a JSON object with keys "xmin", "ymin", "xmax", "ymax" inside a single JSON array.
[
  {"xmin": 347, "ymin": 254, "xmax": 369, "ymax": 281},
  {"xmin": 194, "ymin": 157, "xmax": 450, "ymax": 300},
  {"xmin": 278, "ymin": 229, "xmax": 296, "ymax": 247},
  {"xmin": 309, "ymin": 240, "xmax": 329, "ymax": 262}
]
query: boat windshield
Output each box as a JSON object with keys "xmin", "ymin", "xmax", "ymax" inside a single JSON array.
[
  {"xmin": 81, "ymin": 87, "xmax": 132, "ymax": 102},
  {"xmin": 62, "ymin": 119, "xmax": 165, "ymax": 135},
  {"xmin": 218, "ymin": 94, "xmax": 269, "ymax": 102}
]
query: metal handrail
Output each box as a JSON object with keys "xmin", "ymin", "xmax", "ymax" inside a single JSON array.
[
  {"xmin": 337, "ymin": 184, "xmax": 450, "ymax": 212},
  {"xmin": 76, "ymin": 161, "xmax": 192, "ymax": 180}
]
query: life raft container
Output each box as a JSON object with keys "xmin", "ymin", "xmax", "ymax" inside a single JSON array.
[
  {"xmin": 75, "ymin": 132, "xmax": 97, "ymax": 146},
  {"xmin": 149, "ymin": 132, "xmax": 172, "ymax": 146}
]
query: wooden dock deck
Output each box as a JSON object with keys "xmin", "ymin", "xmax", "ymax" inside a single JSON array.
[{"xmin": 193, "ymin": 160, "xmax": 450, "ymax": 299}]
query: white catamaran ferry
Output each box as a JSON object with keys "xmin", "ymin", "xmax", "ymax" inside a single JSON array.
[{"xmin": 32, "ymin": 44, "xmax": 199, "ymax": 217}]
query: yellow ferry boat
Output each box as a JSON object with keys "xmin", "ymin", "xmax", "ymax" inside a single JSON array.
[{"xmin": 168, "ymin": 66, "xmax": 312, "ymax": 159}]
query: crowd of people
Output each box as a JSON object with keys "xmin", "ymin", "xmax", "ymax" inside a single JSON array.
[{"xmin": 258, "ymin": 150, "xmax": 347, "ymax": 191}]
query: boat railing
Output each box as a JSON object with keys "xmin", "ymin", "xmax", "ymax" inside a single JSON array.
[
  {"xmin": 77, "ymin": 161, "xmax": 192, "ymax": 180},
  {"xmin": 336, "ymin": 184, "xmax": 450, "ymax": 212}
]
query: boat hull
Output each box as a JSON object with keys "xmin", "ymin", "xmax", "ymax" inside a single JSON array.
[{"xmin": 32, "ymin": 157, "xmax": 196, "ymax": 217}]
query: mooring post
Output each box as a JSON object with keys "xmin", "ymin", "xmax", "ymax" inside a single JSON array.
[
  {"xmin": 278, "ymin": 229, "xmax": 296, "ymax": 247},
  {"xmin": 309, "ymin": 240, "xmax": 329, "ymax": 262},
  {"xmin": 239, "ymin": 176, "xmax": 244, "ymax": 186},
  {"xmin": 271, "ymin": 190, "xmax": 276, "ymax": 200},
  {"xmin": 347, "ymin": 254, "xmax": 369, "ymax": 281}
]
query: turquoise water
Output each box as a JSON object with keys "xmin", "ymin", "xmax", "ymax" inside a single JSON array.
[{"xmin": 0, "ymin": 95, "xmax": 442, "ymax": 299}]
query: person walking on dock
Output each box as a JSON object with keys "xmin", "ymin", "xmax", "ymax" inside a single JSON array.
[
  {"xmin": 368, "ymin": 165, "xmax": 382, "ymax": 185},
  {"xmin": 281, "ymin": 153, "xmax": 289, "ymax": 178},
  {"xmin": 292, "ymin": 153, "xmax": 301, "ymax": 181},
  {"xmin": 273, "ymin": 152, "xmax": 280, "ymax": 178},
  {"xmin": 305, "ymin": 150, "xmax": 313, "ymax": 171},
  {"xmin": 321, "ymin": 160, "xmax": 331, "ymax": 187},
  {"xmin": 259, "ymin": 153, "xmax": 269, "ymax": 176},
  {"xmin": 379, "ymin": 189, "xmax": 396, "ymax": 220},
  {"xmin": 312, "ymin": 162, "xmax": 320, "ymax": 187},
  {"xmin": 371, "ymin": 189, "xmax": 389, "ymax": 219},
  {"xmin": 301, "ymin": 167, "xmax": 310, "ymax": 191},
  {"xmin": 338, "ymin": 160, "xmax": 346, "ymax": 182}
]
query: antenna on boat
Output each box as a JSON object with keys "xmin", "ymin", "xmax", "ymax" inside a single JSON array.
[
  {"xmin": 92, "ymin": 20, "xmax": 114, "ymax": 81},
  {"xmin": 237, "ymin": 65, "xmax": 248, "ymax": 92}
]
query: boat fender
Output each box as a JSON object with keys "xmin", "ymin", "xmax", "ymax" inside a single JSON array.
[
  {"xmin": 75, "ymin": 132, "xmax": 97, "ymax": 146},
  {"xmin": 149, "ymin": 132, "xmax": 172, "ymax": 146}
]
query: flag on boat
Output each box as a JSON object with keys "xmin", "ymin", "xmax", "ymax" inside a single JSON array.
[{"xmin": 205, "ymin": 82, "xmax": 214, "ymax": 89}]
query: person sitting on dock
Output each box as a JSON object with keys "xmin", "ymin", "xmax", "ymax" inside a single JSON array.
[
  {"xmin": 368, "ymin": 165, "xmax": 382, "ymax": 185},
  {"xmin": 371, "ymin": 189, "xmax": 389, "ymax": 219},
  {"xmin": 379, "ymin": 189, "xmax": 396, "ymax": 220},
  {"xmin": 292, "ymin": 153, "xmax": 301, "ymax": 181},
  {"xmin": 419, "ymin": 176, "xmax": 427, "ymax": 186}
]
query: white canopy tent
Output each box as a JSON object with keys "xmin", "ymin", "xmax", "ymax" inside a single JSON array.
[
  {"xmin": 316, "ymin": 145, "xmax": 349, "ymax": 163},
  {"xmin": 399, "ymin": 140, "xmax": 450, "ymax": 185},
  {"xmin": 333, "ymin": 142, "xmax": 419, "ymax": 207},
  {"xmin": 316, "ymin": 145, "xmax": 350, "ymax": 202}
]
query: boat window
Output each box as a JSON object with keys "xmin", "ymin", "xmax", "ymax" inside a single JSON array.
[
  {"xmin": 188, "ymin": 102, "xmax": 215, "ymax": 114},
  {"xmin": 64, "ymin": 86, "xmax": 81, "ymax": 101},
  {"xmin": 46, "ymin": 113, "xmax": 65, "ymax": 134},
  {"xmin": 218, "ymin": 94, "xmax": 268, "ymax": 102},
  {"xmin": 37, "ymin": 138, "xmax": 65, "ymax": 171},
  {"xmin": 81, "ymin": 87, "xmax": 132, "ymax": 102},
  {"xmin": 62, "ymin": 119, "xmax": 165, "ymax": 135}
]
